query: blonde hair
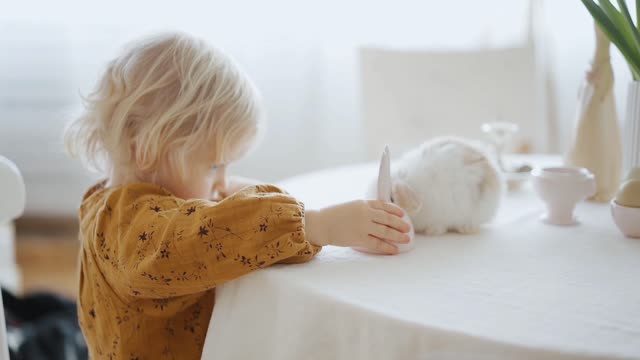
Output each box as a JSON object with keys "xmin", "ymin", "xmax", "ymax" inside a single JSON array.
[{"xmin": 65, "ymin": 32, "xmax": 263, "ymax": 181}]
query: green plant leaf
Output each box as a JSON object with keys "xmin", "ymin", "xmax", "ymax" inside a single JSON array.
[
  {"xmin": 600, "ymin": 1, "xmax": 633, "ymax": 43},
  {"xmin": 637, "ymin": 0, "xmax": 640, "ymax": 31},
  {"xmin": 598, "ymin": 0, "xmax": 640, "ymax": 52},
  {"xmin": 599, "ymin": 0, "xmax": 640, "ymax": 55},
  {"xmin": 582, "ymin": 0, "xmax": 640, "ymax": 78},
  {"xmin": 600, "ymin": 0, "xmax": 625, "ymax": 26},
  {"xmin": 617, "ymin": 0, "xmax": 640, "ymax": 55}
]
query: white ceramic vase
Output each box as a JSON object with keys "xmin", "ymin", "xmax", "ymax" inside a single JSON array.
[
  {"xmin": 624, "ymin": 81, "xmax": 640, "ymax": 175},
  {"xmin": 565, "ymin": 24, "xmax": 622, "ymax": 202}
]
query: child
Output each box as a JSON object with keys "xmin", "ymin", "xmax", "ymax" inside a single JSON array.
[{"xmin": 65, "ymin": 32, "xmax": 410, "ymax": 359}]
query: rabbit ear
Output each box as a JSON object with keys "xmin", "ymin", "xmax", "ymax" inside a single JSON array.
[
  {"xmin": 392, "ymin": 179, "xmax": 422, "ymax": 214},
  {"xmin": 377, "ymin": 146, "xmax": 392, "ymax": 202}
]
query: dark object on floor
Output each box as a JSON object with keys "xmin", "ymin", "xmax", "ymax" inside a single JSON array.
[{"xmin": 2, "ymin": 288, "xmax": 87, "ymax": 360}]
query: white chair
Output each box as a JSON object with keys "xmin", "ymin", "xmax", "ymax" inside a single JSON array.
[
  {"xmin": 0, "ymin": 155, "xmax": 26, "ymax": 360},
  {"xmin": 359, "ymin": 2, "xmax": 555, "ymax": 159},
  {"xmin": 0, "ymin": 292, "xmax": 8, "ymax": 360}
]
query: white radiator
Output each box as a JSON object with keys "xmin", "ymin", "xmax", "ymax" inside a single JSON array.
[{"xmin": 0, "ymin": 156, "xmax": 25, "ymax": 293}]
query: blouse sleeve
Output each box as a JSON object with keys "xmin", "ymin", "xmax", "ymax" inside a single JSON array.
[{"xmin": 95, "ymin": 184, "xmax": 321, "ymax": 299}]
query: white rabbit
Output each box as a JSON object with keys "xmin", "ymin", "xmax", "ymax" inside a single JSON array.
[{"xmin": 381, "ymin": 137, "xmax": 503, "ymax": 235}]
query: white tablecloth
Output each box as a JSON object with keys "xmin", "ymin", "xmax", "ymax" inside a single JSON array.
[{"xmin": 202, "ymin": 157, "xmax": 640, "ymax": 360}]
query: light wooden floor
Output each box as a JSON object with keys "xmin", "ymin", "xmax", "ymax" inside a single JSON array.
[{"xmin": 16, "ymin": 232, "xmax": 80, "ymax": 299}]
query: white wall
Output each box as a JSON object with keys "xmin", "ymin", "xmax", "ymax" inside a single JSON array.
[{"xmin": 0, "ymin": 0, "xmax": 633, "ymax": 215}]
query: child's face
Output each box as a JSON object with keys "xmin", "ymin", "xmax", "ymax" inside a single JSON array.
[
  {"xmin": 186, "ymin": 162, "xmax": 227, "ymax": 200},
  {"xmin": 157, "ymin": 153, "xmax": 227, "ymax": 200}
]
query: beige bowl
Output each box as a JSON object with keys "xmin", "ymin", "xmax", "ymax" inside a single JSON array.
[{"xmin": 611, "ymin": 200, "xmax": 640, "ymax": 238}]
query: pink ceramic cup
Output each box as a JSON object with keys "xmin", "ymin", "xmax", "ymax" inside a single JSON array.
[{"xmin": 531, "ymin": 167, "xmax": 596, "ymax": 226}]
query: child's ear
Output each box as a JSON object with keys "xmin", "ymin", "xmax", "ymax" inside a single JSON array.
[{"xmin": 392, "ymin": 179, "xmax": 422, "ymax": 214}]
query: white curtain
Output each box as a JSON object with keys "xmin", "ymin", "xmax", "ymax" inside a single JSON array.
[{"xmin": 0, "ymin": 0, "xmax": 633, "ymax": 215}]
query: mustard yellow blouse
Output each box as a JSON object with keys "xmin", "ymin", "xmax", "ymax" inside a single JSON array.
[{"xmin": 77, "ymin": 182, "xmax": 321, "ymax": 359}]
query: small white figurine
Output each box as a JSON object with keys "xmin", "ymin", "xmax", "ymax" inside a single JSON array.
[{"xmin": 565, "ymin": 23, "xmax": 622, "ymax": 202}]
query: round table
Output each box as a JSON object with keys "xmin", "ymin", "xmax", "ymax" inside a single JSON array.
[{"xmin": 202, "ymin": 157, "xmax": 640, "ymax": 360}]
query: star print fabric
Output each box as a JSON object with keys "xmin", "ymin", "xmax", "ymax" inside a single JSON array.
[{"xmin": 77, "ymin": 182, "xmax": 321, "ymax": 359}]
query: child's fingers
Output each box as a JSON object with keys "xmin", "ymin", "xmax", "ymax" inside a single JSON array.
[
  {"xmin": 369, "ymin": 223, "xmax": 409, "ymax": 244},
  {"xmin": 371, "ymin": 209, "xmax": 411, "ymax": 233},
  {"xmin": 368, "ymin": 200, "xmax": 404, "ymax": 217},
  {"xmin": 366, "ymin": 235, "xmax": 399, "ymax": 255}
]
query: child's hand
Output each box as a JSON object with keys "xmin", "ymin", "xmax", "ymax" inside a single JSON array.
[{"xmin": 306, "ymin": 200, "xmax": 411, "ymax": 255}]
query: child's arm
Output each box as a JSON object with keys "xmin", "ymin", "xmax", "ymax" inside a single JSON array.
[
  {"xmin": 273, "ymin": 200, "xmax": 412, "ymax": 262},
  {"xmin": 97, "ymin": 185, "xmax": 319, "ymax": 299}
]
